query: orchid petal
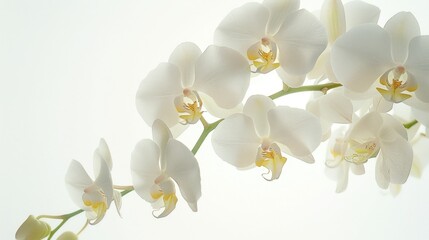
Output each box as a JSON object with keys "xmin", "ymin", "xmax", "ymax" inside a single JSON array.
[
  {"xmin": 405, "ymin": 36, "xmax": 429, "ymax": 102},
  {"xmin": 243, "ymin": 95, "xmax": 275, "ymax": 138},
  {"xmin": 344, "ymin": 0, "xmax": 380, "ymax": 30},
  {"xmin": 268, "ymin": 106, "xmax": 322, "ymax": 157},
  {"xmin": 168, "ymin": 42, "xmax": 202, "ymax": 88},
  {"xmin": 113, "ymin": 190, "xmax": 122, "ymax": 217},
  {"xmin": 275, "ymin": 9, "xmax": 328, "ymax": 75},
  {"xmin": 413, "ymin": 107, "xmax": 429, "ymax": 129},
  {"xmin": 198, "ymin": 92, "xmax": 243, "ymax": 118},
  {"xmin": 348, "ymin": 112, "xmax": 382, "ymax": 141},
  {"xmin": 164, "ymin": 139, "xmax": 201, "ymax": 212},
  {"xmin": 379, "ymin": 126, "xmax": 413, "ymax": 184},
  {"xmin": 350, "ymin": 163, "xmax": 365, "ymax": 175},
  {"xmin": 65, "ymin": 160, "xmax": 93, "ymax": 209},
  {"xmin": 321, "ymin": 0, "xmax": 345, "ymax": 44},
  {"xmin": 263, "ymin": 0, "xmax": 300, "ymax": 35},
  {"xmin": 93, "ymin": 156, "xmax": 113, "ymax": 208},
  {"xmin": 131, "ymin": 139, "xmax": 162, "ymax": 203},
  {"xmin": 384, "ymin": 12, "xmax": 420, "ymax": 63},
  {"xmin": 193, "ymin": 45, "xmax": 250, "ymax": 108},
  {"xmin": 152, "ymin": 119, "xmax": 173, "ymax": 158},
  {"xmin": 212, "ymin": 114, "xmax": 261, "ymax": 168},
  {"xmin": 136, "ymin": 63, "xmax": 183, "ymax": 127},
  {"xmin": 276, "ymin": 67, "xmax": 306, "ymax": 87},
  {"xmin": 375, "ymin": 154, "xmax": 390, "ymax": 189},
  {"xmin": 307, "ymin": 91, "xmax": 353, "ymax": 124},
  {"xmin": 331, "ymin": 24, "xmax": 394, "ymax": 92},
  {"xmin": 94, "ymin": 138, "xmax": 112, "ymax": 171},
  {"xmin": 214, "ymin": 3, "xmax": 268, "ymax": 55}
]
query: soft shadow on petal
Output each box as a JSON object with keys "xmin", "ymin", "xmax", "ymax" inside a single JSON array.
[
  {"xmin": 199, "ymin": 92, "xmax": 243, "ymax": 118},
  {"xmin": 214, "ymin": 2, "xmax": 268, "ymax": 55},
  {"xmin": 65, "ymin": 160, "xmax": 93, "ymax": 209},
  {"xmin": 263, "ymin": 0, "xmax": 300, "ymax": 35},
  {"xmin": 348, "ymin": 112, "xmax": 382, "ymax": 141},
  {"xmin": 344, "ymin": 0, "xmax": 380, "ymax": 30},
  {"xmin": 136, "ymin": 63, "xmax": 183, "ymax": 127},
  {"xmin": 276, "ymin": 67, "xmax": 306, "ymax": 87},
  {"xmin": 131, "ymin": 139, "xmax": 162, "ymax": 203},
  {"xmin": 268, "ymin": 106, "xmax": 322, "ymax": 157},
  {"xmin": 164, "ymin": 139, "xmax": 201, "ymax": 212},
  {"xmin": 94, "ymin": 138, "xmax": 112, "ymax": 171},
  {"xmin": 93, "ymin": 156, "xmax": 113, "ymax": 208},
  {"xmin": 384, "ymin": 12, "xmax": 420, "ymax": 64},
  {"xmin": 307, "ymin": 91, "xmax": 353, "ymax": 124},
  {"xmin": 275, "ymin": 9, "xmax": 328, "ymax": 75},
  {"xmin": 152, "ymin": 119, "xmax": 172, "ymax": 154},
  {"xmin": 375, "ymin": 155, "xmax": 390, "ymax": 189},
  {"xmin": 379, "ymin": 127, "xmax": 413, "ymax": 184},
  {"xmin": 405, "ymin": 36, "xmax": 429, "ymax": 102},
  {"xmin": 212, "ymin": 114, "xmax": 261, "ymax": 168},
  {"xmin": 331, "ymin": 24, "xmax": 394, "ymax": 92},
  {"xmin": 243, "ymin": 95, "xmax": 275, "ymax": 138},
  {"xmin": 193, "ymin": 45, "xmax": 250, "ymax": 108},
  {"xmin": 168, "ymin": 42, "xmax": 202, "ymax": 88}
]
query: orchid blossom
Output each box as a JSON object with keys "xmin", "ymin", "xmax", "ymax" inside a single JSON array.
[
  {"xmin": 65, "ymin": 139, "xmax": 121, "ymax": 225},
  {"xmin": 331, "ymin": 12, "xmax": 429, "ymax": 105},
  {"xmin": 136, "ymin": 42, "xmax": 250, "ymax": 129},
  {"xmin": 131, "ymin": 119, "xmax": 201, "ymax": 218},
  {"xmin": 214, "ymin": 0, "xmax": 327, "ymax": 86},
  {"xmin": 212, "ymin": 95, "xmax": 322, "ymax": 180}
]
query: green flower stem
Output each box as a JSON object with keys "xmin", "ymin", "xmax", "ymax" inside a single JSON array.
[
  {"xmin": 192, "ymin": 119, "xmax": 223, "ymax": 155},
  {"xmin": 269, "ymin": 82, "xmax": 343, "ymax": 100},
  {"xmin": 46, "ymin": 189, "xmax": 133, "ymax": 240},
  {"xmin": 404, "ymin": 119, "xmax": 418, "ymax": 129}
]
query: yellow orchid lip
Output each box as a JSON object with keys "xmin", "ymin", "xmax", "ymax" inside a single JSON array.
[
  {"xmin": 175, "ymin": 89, "xmax": 204, "ymax": 125},
  {"xmin": 344, "ymin": 140, "xmax": 378, "ymax": 164},
  {"xmin": 255, "ymin": 143, "xmax": 287, "ymax": 181},
  {"xmin": 247, "ymin": 38, "xmax": 280, "ymax": 74},
  {"xmin": 376, "ymin": 66, "xmax": 417, "ymax": 103}
]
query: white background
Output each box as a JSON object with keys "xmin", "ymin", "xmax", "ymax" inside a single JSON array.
[{"xmin": 2, "ymin": 0, "xmax": 429, "ymax": 239}]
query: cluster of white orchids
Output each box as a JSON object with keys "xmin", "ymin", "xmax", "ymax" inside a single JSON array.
[{"xmin": 17, "ymin": 0, "xmax": 429, "ymax": 239}]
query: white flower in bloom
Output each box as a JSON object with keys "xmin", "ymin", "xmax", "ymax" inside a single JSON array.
[
  {"xmin": 136, "ymin": 42, "xmax": 250, "ymax": 129},
  {"xmin": 212, "ymin": 95, "xmax": 322, "ymax": 180},
  {"xmin": 308, "ymin": 0, "xmax": 380, "ymax": 81},
  {"xmin": 331, "ymin": 12, "xmax": 429, "ymax": 104},
  {"xmin": 214, "ymin": 0, "xmax": 327, "ymax": 84},
  {"xmin": 131, "ymin": 119, "xmax": 201, "ymax": 218},
  {"xmin": 332, "ymin": 112, "xmax": 413, "ymax": 189},
  {"xmin": 65, "ymin": 139, "xmax": 121, "ymax": 225},
  {"xmin": 15, "ymin": 215, "xmax": 51, "ymax": 240}
]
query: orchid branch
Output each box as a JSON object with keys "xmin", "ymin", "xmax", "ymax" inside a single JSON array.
[{"xmin": 269, "ymin": 82, "xmax": 343, "ymax": 100}]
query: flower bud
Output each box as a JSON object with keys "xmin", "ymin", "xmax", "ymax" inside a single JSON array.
[
  {"xmin": 57, "ymin": 231, "xmax": 78, "ymax": 240},
  {"xmin": 15, "ymin": 215, "xmax": 51, "ymax": 240}
]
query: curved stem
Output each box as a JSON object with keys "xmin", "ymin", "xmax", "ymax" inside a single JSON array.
[
  {"xmin": 269, "ymin": 82, "xmax": 342, "ymax": 100},
  {"xmin": 192, "ymin": 119, "xmax": 223, "ymax": 155}
]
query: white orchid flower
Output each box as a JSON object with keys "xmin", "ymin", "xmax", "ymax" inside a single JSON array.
[
  {"xmin": 212, "ymin": 95, "xmax": 322, "ymax": 180},
  {"xmin": 308, "ymin": 0, "xmax": 380, "ymax": 81},
  {"xmin": 214, "ymin": 0, "xmax": 327, "ymax": 81},
  {"xmin": 65, "ymin": 139, "xmax": 121, "ymax": 225},
  {"xmin": 136, "ymin": 42, "xmax": 250, "ymax": 129},
  {"xmin": 331, "ymin": 11, "xmax": 429, "ymax": 104},
  {"xmin": 131, "ymin": 119, "xmax": 201, "ymax": 218},
  {"xmin": 345, "ymin": 112, "xmax": 412, "ymax": 188},
  {"xmin": 15, "ymin": 215, "xmax": 51, "ymax": 240}
]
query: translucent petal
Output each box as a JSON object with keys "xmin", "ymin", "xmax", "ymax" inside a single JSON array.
[
  {"xmin": 243, "ymin": 95, "xmax": 275, "ymax": 138},
  {"xmin": 307, "ymin": 49, "xmax": 330, "ymax": 81},
  {"xmin": 379, "ymin": 126, "xmax": 413, "ymax": 184},
  {"xmin": 214, "ymin": 3, "xmax": 268, "ymax": 55},
  {"xmin": 375, "ymin": 154, "xmax": 390, "ymax": 189},
  {"xmin": 307, "ymin": 91, "xmax": 353, "ymax": 124},
  {"xmin": 348, "ymin": 112, "xmax": 382, "ymax": 141},
  {"xmin": 380, "ymin": 113, "xmax": 408, "ymax": 140},
  {"xmin": 113, "ymin": 190, "xmax": 122, "ymax": 217},
  {"xmin": 331, "ymin": 24, "xmax": 394, "ymax": 92},
  {"xmin": 263, "ymin": 0, "xmax": 300, "ymax": 35},
  {"xmin": 193, "ymin": 45, "xmax": 250, "ymax": 108},
  {"xmin": 344, "ymin": 0, "xmax": 380, "ymax": 30},
  {"xmin": 94, "ymin": 138, "xmax": 112, "ymax": 171},
  {"xmin": 164, "ymin": 139, "xmax": 201, "ymax": 212},
  {"xmin": 130, "ymin": 139, "xmax": 161, "ymax": 203},
  {"xmin": 276, "ymin": 67, "xmax": 306, "ymax": 87},
  {"xmin": 405, "ymin": 36, "xmax": 429, "ymax": 102},
  {"xmin": 93, "ymin": 156, "xmax": 113, "ymax": 208},
  {"xmin": 152, "ymin": 119, "xmax": 172, "ymax": 153},
  {"xmin": 136, "ymin": 63, "xmax": 183, "ymax": 127},
  {"xmin": 384, "ymin": 12, "xmax": 420, "ymax": 63},
  {"xmin": 199, "ymin": 92, "xmax": 243, "ymax": 118},
  {"xmin": 320, "ymin": 0, "xmax": 345, "ymax": 44},
  {"xmin": 211, "ymin": 114, "xmax": 261, "ymax": 168},
  {"xmin": 65, "ymin": 160, "xmax": 93, "ymax": 209},
  {"xmin": 275, "ymin": 9, "xmax": 328, "ymax": 75},
  {"xmin": 168, "ymin": 42, "xmax": 202, "ymax": 88},
  {"xmin": 268, "ymin": 106, "xmax": 322, "ymax": 157}
]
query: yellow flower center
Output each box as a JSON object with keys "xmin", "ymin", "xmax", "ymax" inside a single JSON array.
[
  {"xmin": 344, "ymin": 140, "xmax": 378, "ymax": 164},
  {"xmin": 247, "ymin": 37, "xmax": 280, "ymax": 74},
  {"xmin": 376, "ymin": 66, "xmax": 417, "ymax": 103},
  {"xmin": 82, "ymin": 186, "xmax": 108, "ymax": 224},
  {"xmin": 255, "ymin": 143, "xmax": 287, "ymax": 181},
  {"xmin": 175, "ymin": 89, "xmax": 204, "ymax": 124},
  {"xmin": 150, "ymin": 188, "xmax": 178, "ymax": 218}
]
